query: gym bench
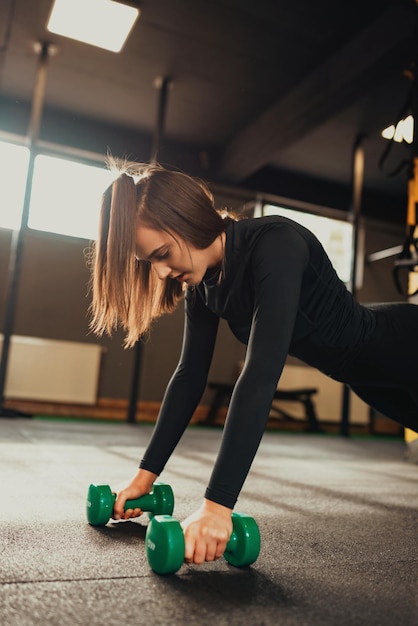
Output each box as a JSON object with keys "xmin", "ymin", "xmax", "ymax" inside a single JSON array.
[{"xmin": 204, "ymin": 382, "xmax": 322, "ymax": 432}]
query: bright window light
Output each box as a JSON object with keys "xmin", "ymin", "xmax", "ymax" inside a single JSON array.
[
  {"xmin": 47, "ymin": 0, "xmax": 140, "ymax": 53},
  {"xmin": 29, "ymin": 155, "xmax": 117, "ymax": 240},
  {"xmin": 381, "ymin": 125, "xmax": 395, "ymax": 141},
  {"xmin": 262, "ymin": 204, "xmax": 353, "ymax": 283},
  {"xmin": 381, "ymin": 115, "xmax": 414, "ymax": 144},
  {"xmin": 0, "ymin": 141, "xmax": 30, "ymax": 230}
]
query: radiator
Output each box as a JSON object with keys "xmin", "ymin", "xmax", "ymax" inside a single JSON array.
[{"xmin": 0, "ymin": 335, "xmax": 102, "ymax": 404}]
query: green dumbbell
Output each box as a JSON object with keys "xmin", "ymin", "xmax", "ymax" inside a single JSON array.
[
  {"xmin": 145, "ymin": 511, "xmax": 260, "ymax": 575},
  {"xmin": 86, "ymin": 482, "xmax": 174, "ymax": 526}
]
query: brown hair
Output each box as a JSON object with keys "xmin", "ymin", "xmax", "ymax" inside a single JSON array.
[{"xmin": 89, "ymin": 162, "xmax": 234, "ymax": 347}]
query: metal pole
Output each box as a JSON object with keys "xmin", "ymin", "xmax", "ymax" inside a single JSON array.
[
  {"xmin": 0, "ymin": 42, "xmax": 52, "ymax": 417},
  {"xmin": 407, "ymin": 51, "xmax": 418, "ymax": 301},
  {"xmin": 127, "ymin": 76, "xmax": 172, "ymax": 423},
  {"xmin": 150, "ymin": 76, "xmax": 172, "ymax": 163},
  {"xmin": 340, "ymin": 133, "xmax": 365, "ymax": 436}
]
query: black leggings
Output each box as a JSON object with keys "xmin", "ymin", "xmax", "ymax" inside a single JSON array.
[{"xmin": 334, "ymin": 303, "xmax": 418, "ymax": 433}]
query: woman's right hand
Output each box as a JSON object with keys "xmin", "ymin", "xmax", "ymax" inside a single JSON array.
[{"xmin": 113, "ymin": 468, "xmax": 158, "ymax": 520}]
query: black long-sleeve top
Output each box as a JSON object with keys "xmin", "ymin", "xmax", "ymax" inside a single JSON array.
[{"xmin": 140, "ymin": 216, "xmax": 376, "ymax": 508}]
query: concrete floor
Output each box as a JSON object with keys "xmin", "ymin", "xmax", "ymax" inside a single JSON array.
[{"xmin": 0, "ymin": 417, "xmax": 417, "ymax": 626}]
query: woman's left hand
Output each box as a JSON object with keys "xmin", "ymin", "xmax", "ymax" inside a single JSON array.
[{"xmin": 181, "ymin": 499, "xmax": 233, "ymax": 564}]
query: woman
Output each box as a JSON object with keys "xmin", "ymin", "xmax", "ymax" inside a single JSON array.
[{"xmin": 90, "ymin": 162, "xmax": 418, "ymax": 566}]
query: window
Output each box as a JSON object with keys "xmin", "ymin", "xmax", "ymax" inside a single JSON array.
[
  {"xmin": 29, "ymin": 154, "xmax": 116, "ymax": 240},
  {"xmin": 0, "ymin": 140, "xmax": 30, "ymax": 230},
  {"xmin": 0, "ymin": 141, "xmax": 116, "ymax": 240},
  {"xmin": 262, "ymin": 204, "xmax": 353, "ymax": 284}
]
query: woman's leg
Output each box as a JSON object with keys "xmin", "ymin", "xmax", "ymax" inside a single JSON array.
[
  {"xmin": 350, "ymin": 384, "xmax": 418, "ymax": 433},
  {"xmin": 337, "ymin": 303, "xmax": 418, "ymax": 431}
]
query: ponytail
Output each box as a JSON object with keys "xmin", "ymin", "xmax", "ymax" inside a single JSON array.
[{"xmin": 90, "ymin": 173, "xmax": 138, "ymax": 340}]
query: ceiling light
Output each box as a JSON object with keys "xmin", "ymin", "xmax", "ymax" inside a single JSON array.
[
  {"xmin": 46, "ymin": 0, "xmax": 140, "ymax": 53},
  {"xmin": 381, "ymin": 115, "xmax": 414, "ymax": 144}
]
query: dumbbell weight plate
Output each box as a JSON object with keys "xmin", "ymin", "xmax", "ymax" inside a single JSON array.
[
  {"xmin": 148, "ymin": 482, "xmax": 175, "ymax": 516},
  {"xmin": 87, "ymin": 484, "xmax": 114, "ymax": 526},
  {"xmin": 224, "ymin": 512, "xmax": 261, "ymax": 568},
  {"xmin": 146, "ymin": 515, "xmax": 185, "ymax": 575}
]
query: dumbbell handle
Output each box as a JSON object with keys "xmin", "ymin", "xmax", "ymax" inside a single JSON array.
[{"xmin": 113, "ymin": 491, "xmax": 161, "ymax": 513}]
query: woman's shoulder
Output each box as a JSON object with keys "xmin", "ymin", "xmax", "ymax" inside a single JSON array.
[
  {"xmin": 226, "ymin": 216, "xmax": 325, "ymax": 276},
  {"xmin": 231, "ymin": 215, "xmax": 313, "ymax": 247}
]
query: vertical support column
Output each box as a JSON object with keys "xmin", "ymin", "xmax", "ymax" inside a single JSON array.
[
  {"xmin": 127, "ymin": 76, "xmax": 172, "ymax": 423},
  {"xmin": 404, "ymin": 46, "xmax": 418, "ymax": 459},
  {"xmin": 0, "ymin": 42, "xmax": 52, "ymax": 417},
  {"xmin": 340, "ymin": 133, "xmax": 365, "ymax": 436}
]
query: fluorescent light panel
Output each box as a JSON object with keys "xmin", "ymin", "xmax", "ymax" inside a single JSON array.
[{"xmin": 47, "ymin": 0, "xmax": 140, "ymax": 53}]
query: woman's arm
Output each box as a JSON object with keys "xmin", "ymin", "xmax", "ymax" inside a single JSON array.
[
  {"xmin": 205, "ymin": 226, "xmax": 309, "ymax": 508},
  {"xmin": 139, "ymin": 290, "xmax": 220, "ymax": 476}
]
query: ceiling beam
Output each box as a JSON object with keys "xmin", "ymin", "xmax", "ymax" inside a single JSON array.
[{"xmin": 217, "ymin": 6, "xmax": 416, "ymax": 183}]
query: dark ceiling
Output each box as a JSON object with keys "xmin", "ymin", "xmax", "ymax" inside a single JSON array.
[{"xmin": 1, "ymin": 0, "xmax": 417, "ymax": 224}]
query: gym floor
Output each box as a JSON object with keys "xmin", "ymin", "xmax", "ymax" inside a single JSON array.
[{"xmin": 1, "ymin": 417, "xmax": 417, "ymax": 626}]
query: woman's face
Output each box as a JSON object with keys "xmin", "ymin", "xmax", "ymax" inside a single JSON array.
[{"xmin": 135, "ymin": 223, "xmax": 215, "ymax": 286}]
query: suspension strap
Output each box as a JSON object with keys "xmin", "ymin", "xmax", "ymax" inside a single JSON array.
[{"xmin": 393, "ymin": 156, "xmax": 418, "ymax": 296}]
